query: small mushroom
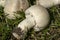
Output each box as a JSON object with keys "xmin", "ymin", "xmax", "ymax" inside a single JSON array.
[
  {"xmin": 36, "ymin": 0, "xmax": 60, "ymax": 8},
  {"xmin": 4, "ymin": 0, "xmax": 29, "ymax": 19},
  {"xmin": 12, "ymin": 5, "xmax": 50, "ymax": 40},
  {"xmin": 0, "ymin": 0, "xmax": 5, "ymax": 6}
]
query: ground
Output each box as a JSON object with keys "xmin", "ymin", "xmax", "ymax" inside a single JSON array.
[{"xmin": 0, "ymin": 0, "xmax": 60, "ymax": 40}]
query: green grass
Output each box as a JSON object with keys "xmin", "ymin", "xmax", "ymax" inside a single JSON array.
[
  {"xmin": 0, "ymin": 6, "xmax": 25, "ymax": 40},
  {"xmin": 0, "ymin": 0, "xmax": 60, "ymax": 40}
]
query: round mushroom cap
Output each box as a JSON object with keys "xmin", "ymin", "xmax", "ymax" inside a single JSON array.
[
  {"xmin": 36, "ymin": 0, "xmax": 60, "ymax": 8},
  {"xmin": 25, "ymin": 5, "xmax": 50, "ymax": 31}
]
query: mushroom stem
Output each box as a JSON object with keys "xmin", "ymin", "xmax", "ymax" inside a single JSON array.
[
  {"xmin": 18, "ymin": 17, "xmax": 35, "ymax": 31},
  {"xmin": 12, "ymin": 17, "xmax": 35, "ymax": 40}
]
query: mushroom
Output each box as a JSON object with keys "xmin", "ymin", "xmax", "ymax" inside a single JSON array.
[
  {"xmin": 36, "ymin": 0, "xmax": 60, "ymax": 8},
  {"xmin": 4, "ymin": 0, "xmax": 29, "ymax": 19},
  {"xmin": 12, "ymin": 5, "xmax": 50, "ymax": 40},
  {"xmin": 0, "ymin": 0, "xmax": 5, "ymax": 6}
]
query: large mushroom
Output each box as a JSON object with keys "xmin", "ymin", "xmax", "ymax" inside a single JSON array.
[
  {"xmin": 36, "ymin": 0, "xmax": 60, "ymax": 8},
  {"xmin": 4, "ymin": 0, "xmax": 29, "ymax": 19},
  {"xmin": 12, "ymin": 5, "xmax": 50, "ymax": 40}
]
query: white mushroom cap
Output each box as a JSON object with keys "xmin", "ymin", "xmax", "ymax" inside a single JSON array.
[
  {"xmin": 4, "ymin": 0, "xmax": 29, "ymax": 19},
  {"xmin": 36, "ymin": 0, "xmax": 60, "ymax": 8},
  {"xmin": 0, "ymin": 0, "xmax": 5, "ymax": 6},
  {"xmin": 25, "ymin": 5, "xmax": 50, "ymax": 31}
]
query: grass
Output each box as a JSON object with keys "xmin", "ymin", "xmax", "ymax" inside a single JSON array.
[
  {"xmin": 0, "ymin": 0, "xmax": 60, "ymax": 40},
  {"xmin": 0, "ymin": 6, "xmax": 25, "ymax": 40}
]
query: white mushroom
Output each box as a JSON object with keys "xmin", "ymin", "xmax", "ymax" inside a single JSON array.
[
  {"xmin": 12, "ymin": 5, "xmax": 50, "ymax": 40},
  {"xmin": 36, "ymin": 0, "xmax": 60, "ymax": 8},
  {"xmin": 25, "ymin": 5, "xmax": 50, "ymax": 31},
  {"xmin": 0, "ymin": 0, "xmax": 5, "ymax": 6},
  {"xmin": 4, "ymin": 0, "xmax": 29, "ymax": 19}
]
